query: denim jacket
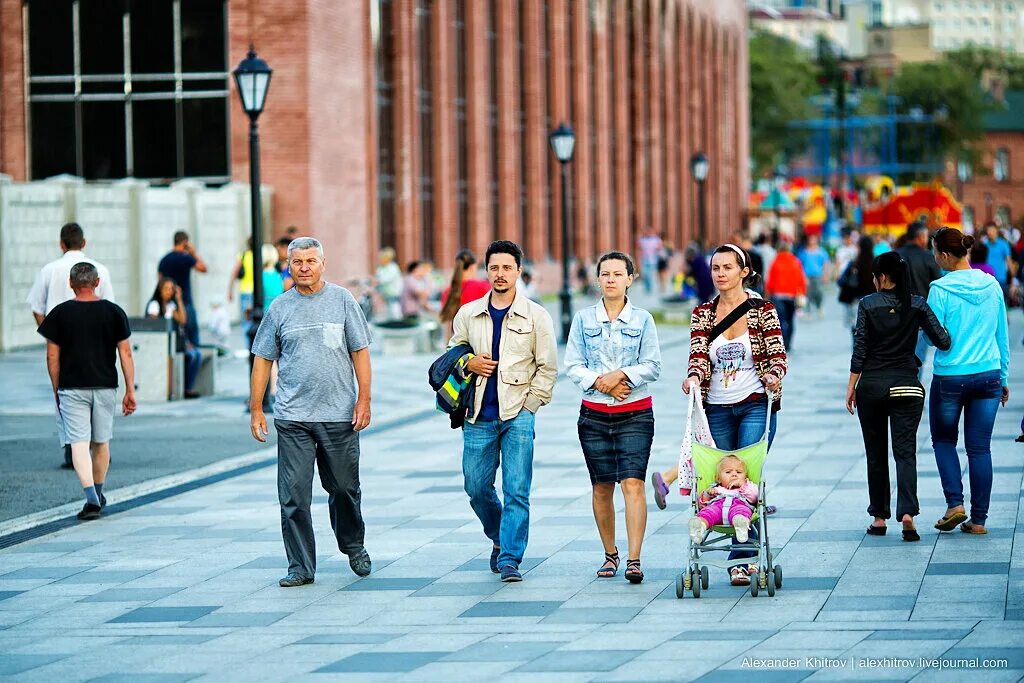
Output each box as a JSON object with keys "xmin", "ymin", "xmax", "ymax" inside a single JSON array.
[{"xmin": 564, "ymin": 299, "xmax": 662, "ymax": 405}]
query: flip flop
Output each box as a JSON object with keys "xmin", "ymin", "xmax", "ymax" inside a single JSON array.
[
  {"xmin": 651, "ymin": 472, "xmax": 669, "ymax": 510},
  {"xmin": 901, "ymin": 528, "xmax": 920, "ymax": 542},
  {"xmin": 934, "ymin": 510, "xmax": 968, "ymax": 531},
  {"xmin": 730, "ymin": 566, "xmax": 750, "ymax": 586},
  {"xmin": 960, "ymin": 522, "xmax": 988, "ymax": 535}
]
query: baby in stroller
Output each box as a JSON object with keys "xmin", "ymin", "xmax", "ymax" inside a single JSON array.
[{"xmin": 689, "ymin": 455, "xmax": 758, "ymax": 545}]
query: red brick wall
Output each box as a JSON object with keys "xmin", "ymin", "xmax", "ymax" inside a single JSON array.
[
  {"xmin": 228, "ymin": 0, "xmax": 311, "ymax": 238},
  {"xmin": 957, "ymin": 131, "xmax": 1024, "ymax": 227},
  {"xmin": 0, "ymin": 0, "xmax": 26, "ymax": 180}
]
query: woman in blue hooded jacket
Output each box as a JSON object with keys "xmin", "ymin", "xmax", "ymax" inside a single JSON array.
[{"xmin": 927, "ymin": 227, "xmax": 1010, "ymax": 535}]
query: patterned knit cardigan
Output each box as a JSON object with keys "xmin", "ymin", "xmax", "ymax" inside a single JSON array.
[{"xmin": 687, "ymin": 295, "xmax": 788, "ymax": 410}]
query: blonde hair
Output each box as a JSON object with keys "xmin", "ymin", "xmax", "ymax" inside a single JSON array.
[
  {"xmin": 716, "ymin": 455, "xmax": 747, "ymax": 482},
  {"xmin": 261, "ymin": 243, "xmax": 279, "ymax": 270}
]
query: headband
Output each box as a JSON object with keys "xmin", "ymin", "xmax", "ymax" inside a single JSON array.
[{"xmin": 722, "ymin": 243, "xmax": 747, "ymax": 267}]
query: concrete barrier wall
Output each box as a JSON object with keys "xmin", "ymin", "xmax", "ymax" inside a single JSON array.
[{"xmin": 0, "ymin": 176, "xmax": 272, "ymax": 351}]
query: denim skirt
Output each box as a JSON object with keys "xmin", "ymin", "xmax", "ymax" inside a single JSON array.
[{"xmin": 577, "ymin": 405, "xmax": 655, "ymax": 484}]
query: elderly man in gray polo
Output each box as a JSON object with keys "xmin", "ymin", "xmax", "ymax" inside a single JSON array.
[{"xmin": 249, "ymin": 237, "xmax": 373, "ymax": 587}]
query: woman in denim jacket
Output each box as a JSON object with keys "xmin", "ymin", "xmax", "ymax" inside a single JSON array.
[{"xmin": 565, "ymin": 251, "xmax": 662, "ymax": 584}]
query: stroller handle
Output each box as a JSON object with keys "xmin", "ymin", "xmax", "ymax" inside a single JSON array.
[{"xmin": 686, "ymin": 388, "xmax": 775, "ymax": 443}]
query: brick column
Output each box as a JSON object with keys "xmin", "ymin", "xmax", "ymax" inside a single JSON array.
[
  {"xmin": 675, "ymin": 5, "xmax": 689, "ymax": 248},
  {"xmin": 548, "ymin": 0, "xmax": 569, "ymax": 262},
  {"xmin": 465, "ymin": 0, "xmax": 494, "ymax": 258},
  {"xmin": 571, "ymin": 0, "xmax": 592, "ymax": 262},
  {"xmin": 612, "ymin": 0, "xmax": 631, "ymax": 254},
  {"xmin": 431, "ymin": 0, "xmax": 457, "ymax": 262},
  {"xmin": 0, "ymin": 0, "xmax": 26, "ymax": 180},
  {"xmin": 631, "ymin": 1, "xmax": 648, "ymax": 246},
  {"xmin": 522, "ymin": 0, "xmax": 547, "ymax": 263},
  {"xmin": 390, "ymin": 0, "xmax": 419, "ymax": 262},
  {"xmin": 591, "ymin": 0, "xmax": 612, "ymax": 256},
  {"xmin": 496, "ymin": 0, "xmax": 522, "ymax": 246},
  {"xmin": 647, "ymin": 0, "xmax": 664, "ymax": 242},
  {"xmin": 663, "ymin": 1, "xmax": 679, "ymax": 253}
]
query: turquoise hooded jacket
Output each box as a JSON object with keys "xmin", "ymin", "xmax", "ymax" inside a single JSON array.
[{"xmin": 926, "ymin": 268, "xmax": 1009, "ymax": 386}]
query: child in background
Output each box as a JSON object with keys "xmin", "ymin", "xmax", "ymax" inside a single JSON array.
[{"xmin": 689, "ymin": 455, "xmax": 758, "ymax": 544}]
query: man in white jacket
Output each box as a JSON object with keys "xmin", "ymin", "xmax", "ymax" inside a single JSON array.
[{"xmin": 27, "ymin": 222, "xmax": 115, "ymax": 469}]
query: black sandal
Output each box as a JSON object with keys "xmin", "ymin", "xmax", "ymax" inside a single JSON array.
[
  {"xmin": 624, "ymin": 559, "xmax": 644, "ymax": 584},
  {"xmin": 866, "ymin": 524, "xmax": 886, "ymax": 536},
  {"xmin": 596, "ymin": 548, "xmax": 619, "ymax": 578}
]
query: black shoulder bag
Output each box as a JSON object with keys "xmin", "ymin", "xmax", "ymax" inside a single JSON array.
[{"xmin": 707, "ymin": 298, "xmax": 758, "ymax": 345}]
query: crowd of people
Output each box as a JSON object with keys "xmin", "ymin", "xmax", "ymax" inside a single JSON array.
[{"xmin": 24, "ymin": 216, "xmax": 1018, "ymax": 588}]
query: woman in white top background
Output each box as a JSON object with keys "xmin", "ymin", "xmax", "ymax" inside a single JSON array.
[{"xmin": 147, "ymin": 278, "xmax": 201, "ymax": 398}]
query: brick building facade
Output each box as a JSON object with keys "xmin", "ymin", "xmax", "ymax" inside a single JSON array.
[
  {"xmin": 0, "ymin": 0, "xmax": 748, "ymax": 280},
  {"xmin": 947, "ymin": 92, "xmax": 1024, "ymax": 232}
]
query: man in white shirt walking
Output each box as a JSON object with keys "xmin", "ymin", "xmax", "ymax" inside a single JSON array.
[{"xmin": 27, "ymin": 222, "xmax": 116, "ymax": 468}]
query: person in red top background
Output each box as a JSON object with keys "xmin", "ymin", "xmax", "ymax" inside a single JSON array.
[
  {"xmin": 766, "ymin": 241, "xmax": 807, "ymax": 349},
  {"xmin": 439, "ymin": 249, "xmax": 491, "ymax": 340}
]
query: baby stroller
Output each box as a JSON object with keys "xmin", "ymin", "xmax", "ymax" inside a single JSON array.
[{"xmin": 675, "ymin": 391, "xmax": 782, "ymax": 598}]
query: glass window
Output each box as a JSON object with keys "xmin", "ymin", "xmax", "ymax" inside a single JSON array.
[
  {"xmin": 26, "ymin": 0, "xmax": 229, "ymax": 182},
  {"xmin": 995, "ymin": 147, "xmax": 1010, "ymax": 181},
  {"xmin": 963, "ymin": 206, "xmax": 974, "ymax": 233},
  {"xmin": 997, "ymin": 205, "xmax": 1012, "ymax": 226}
]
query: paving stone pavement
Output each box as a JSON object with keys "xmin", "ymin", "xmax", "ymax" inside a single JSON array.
[{"xmin": 1, "ymin": 299, "xmax": 1023, "ymax": 682}]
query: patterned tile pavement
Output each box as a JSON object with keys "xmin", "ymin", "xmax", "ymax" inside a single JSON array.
[{"xmin": 1, "ymin": 299, "xmax": 1023, "ymax": 681}]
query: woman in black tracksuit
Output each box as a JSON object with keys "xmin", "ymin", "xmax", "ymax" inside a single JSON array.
[{"xmin": 845, "ymin": 251, "xmax": 951, "ymax": 542}]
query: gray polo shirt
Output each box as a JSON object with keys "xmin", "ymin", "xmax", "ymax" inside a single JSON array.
[{"xmin": 252, "ymin": 283, "xmax": 371, "ymax": 422}]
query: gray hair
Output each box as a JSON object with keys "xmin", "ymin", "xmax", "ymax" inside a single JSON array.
[
  {"xmin": 287, "ymin": 237, "xmax": 324, "ymax": 261},
  {"xmin": 69, "ymin": 262, "xmax": 99, "ymax": 289}
]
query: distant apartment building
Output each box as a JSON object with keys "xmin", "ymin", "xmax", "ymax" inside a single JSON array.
[
  {"xmin": 749, "ymin": 6, "xmax": 849, "ymax": 52},
  {"xmin": 844, "ymin": 0, "xmax": 1024, "ymax": 57}
]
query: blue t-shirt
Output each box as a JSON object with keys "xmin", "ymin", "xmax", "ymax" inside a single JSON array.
[
  {"xmin": 798, "ymin": 247, "xmax": 829, "ymax": 278},
  {"xmin": 478, "ymin": 302, "xmax": 510, "ymax": 422},
  {"xmin": 158, "ymin": 251, "xmax": 198, "ymax": 305},
  {"xmin": 986, "ymin": 238, "xmax": 1011, "ymax": 284}
]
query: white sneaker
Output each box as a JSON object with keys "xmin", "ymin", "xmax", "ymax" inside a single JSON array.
[
  {"xmin": 689, "ymin": 517, "xmax": 708, "ymax": 545},
  {"xmin": 734, "ymin": 516, "xmax": 750, "ymax": 543}
]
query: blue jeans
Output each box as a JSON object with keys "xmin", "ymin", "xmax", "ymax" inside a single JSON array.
[
  {"xmin": 772, "ymin": 297, "xmax": 796, "ymax": 349},
  {"xmin": 706, "ymin": 397, "xmax": 777, "ymax": 571},
  {"xmin": 930, "ymin": 371, "xmax": 1001, "ymax": 526},
  {"xmin": 183, "ymin": 302, "xmax": 200, "ymax": 347},
  {"xmin": 462, "ymin": 410, "xmax": 535, "ymax": 568},
  {"xmin": 705, "ymin": 399, "xmax": 778, "ymax": 451},
  {"xmin": 184, "ymin": 345, "xmax": 201, "ymax": 393}
]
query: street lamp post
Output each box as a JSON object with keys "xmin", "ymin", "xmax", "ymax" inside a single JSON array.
[
  {"xmin": 690, "ymin": 152, "xmax": 709, "ymax": 251},
  {"xmin": 549, "ymin": 123, "xmax": 576, "ymax": 343},
  {"xmin": 233, "ymin": 46, "xmax": 272, "ymax": 404}
]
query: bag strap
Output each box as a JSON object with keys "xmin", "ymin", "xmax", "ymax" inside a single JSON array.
[{"xmin": 707, "ymin": 299, "xmax": 757, "ymax": 345}]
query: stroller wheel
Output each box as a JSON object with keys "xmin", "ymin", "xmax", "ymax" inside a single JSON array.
[
  {"xmin": 701, "ymin": 566, "xmax": 709, "ymax": 590},
  {"xmin": 766, "ymin": 571, "xmax": 776, "ymax": 597},
  {"xmin": 750, "ymin": 579, "xmax": 759, "ymax": 597},
  {"xmin": 691, "ymin": 569, "xmax": 701, "ymax": 598},
  {"xmin": 774, "ymin": 565, "xmax": 783, "ymax": 588},
  {"xmin": 676, "ymin": 573, "xmax": 685, "ymax": 599}
]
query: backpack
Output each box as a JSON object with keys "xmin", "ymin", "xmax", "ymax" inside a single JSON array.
[{"xmin": 837, "ymin": 263, "xmax": 860, "ymax": 304}]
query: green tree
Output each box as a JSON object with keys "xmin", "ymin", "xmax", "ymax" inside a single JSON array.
[
  {"xmin": 890, "ymin": 60, "xmax": 990, "ymax": 178},
  {"xmin": 748, "ymin": 30, "xmax": 818, "ymax": 177}
]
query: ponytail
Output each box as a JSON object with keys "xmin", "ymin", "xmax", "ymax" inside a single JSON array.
[
  {"xmin": 439, "ymin": 249, "xmax": 477, "ymax": 324},
  {"xmin": 872, "ymin": 251, "xmax": 912, "ymax": 319}
]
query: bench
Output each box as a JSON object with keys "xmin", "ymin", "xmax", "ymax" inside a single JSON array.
[
  {"xmin": 128, "ymin": 317, "xmax": 217, "ymax": 401},
  {"xmin": 659, "ymin": 299, "xmax": 696, "ymax": 325},
  {"xmin": 371, "ymin": 320, "xmax": 439, "ymax": 355}
]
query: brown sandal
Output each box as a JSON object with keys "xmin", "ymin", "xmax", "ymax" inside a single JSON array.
[
  {"xmin": 934, "ymin": 509, "xmax": 968, "ymax": 531},
  {"xmin": 960, "ymin": 522, "xmax": 988, "ymax": 535}
]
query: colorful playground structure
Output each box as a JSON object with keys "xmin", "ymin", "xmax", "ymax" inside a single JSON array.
[{"xmin": 747, "ymin": 175, "xmax": 964, "ymax": 240}]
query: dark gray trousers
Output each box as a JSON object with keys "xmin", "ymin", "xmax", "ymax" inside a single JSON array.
[{"xmin": 274, "ymin": 420, "xmax": 365, "ymax": 578}]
